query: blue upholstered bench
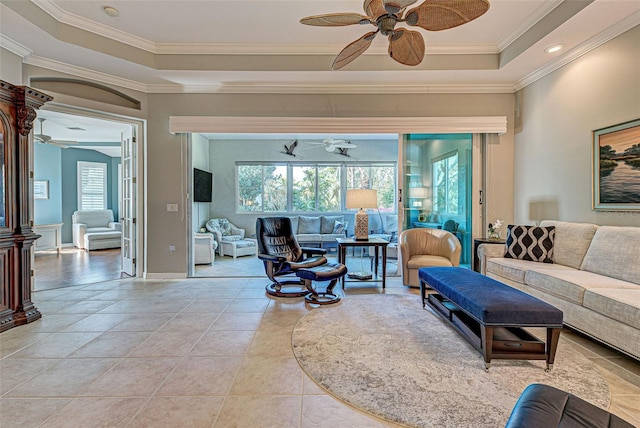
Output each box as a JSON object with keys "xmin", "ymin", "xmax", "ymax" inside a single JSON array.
[{"xmin": 419, "ymin": 267, "xmax": 563, "ymax": 370}]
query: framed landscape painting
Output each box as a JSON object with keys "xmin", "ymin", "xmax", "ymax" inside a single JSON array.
[{"xmin": 593, "ymin": 119, "xmax": 640, "ymax": 210}]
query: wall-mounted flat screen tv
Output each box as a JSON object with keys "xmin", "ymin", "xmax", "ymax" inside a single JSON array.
[{"xmin": 193, "ymin": 168, "xmax": 212, "ymax": 202}]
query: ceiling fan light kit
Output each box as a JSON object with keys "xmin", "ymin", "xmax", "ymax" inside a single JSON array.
[{"xmin": 300, "ymin": 0, "xmax": 490, "ymax": 70}]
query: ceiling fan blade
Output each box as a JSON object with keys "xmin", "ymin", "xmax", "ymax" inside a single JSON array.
[
  {"xmin": 363, "ymin": 0, "xmax": 388, "ymax": 20},
  {"xmin": 405, "ymin": 0, "xmax": 490, "ymax": 31},
  {"xmin": 51, "ymin": 139, "xmax": 79, "ymax": 145},
  {"xmin": 388, "ymin": 29, "xmax": 425, "ymax": 66},
  {"xmin": 300, "ymin": 13, "xmax": 371, "ymax": 26},
  {"xmin": 332, "ymin": 31, "xmax": 378, "ymax": 70},
  {"xmin": 49, "ymin": 142, "xmax": 70, "ymax": 149},
  {"xmin": 382, "ymin": 0, "xmax": 418, "ymax": 14}
]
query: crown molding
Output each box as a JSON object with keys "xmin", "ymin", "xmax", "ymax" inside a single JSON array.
[
  {"xmin": 24, "ymin": 55, "xmax": 148, "ymax": 93},
  {"xmin": 514, "ymin": 10, "xmax": 640, "ymax": 91},
  {"xmin": 24, "ymin": 55, "xmax": 515, "ymax": 95},
  {"xmin": 169, "ymin": 116, "xmax": 508, "ymax": 135},
  {"xmin": 147, "ymin": 82, "xmax": 514, "ymax": 94},
  {"xmin": 496, "ymin": 0, "xmax": 563, "ymax": 52},
  {"xmin": 154, "ymin": 43, "xmax": 497, "ymax": 56},
  {"xmin": 0, "ymin": 35, "xmax": 32, "ymax": 57},
  {"xmin": 33, "ymin": 0, "xmax": 156, "ymax": 52}
]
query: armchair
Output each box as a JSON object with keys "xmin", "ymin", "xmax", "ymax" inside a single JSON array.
[
  {"xmin": 72, "ymin": 209, "xmax": 122, "ymax": 250},
  {"xmin": 256, "ymin": 217, "xmax": 347, "ymax": 305},
  {"xmin": 399, "ymin": 228, "xmax": 461, "ymax": 287},
  {"xmin": 205, "ymin": 218, "xmax": 256, "ymax": 258}
]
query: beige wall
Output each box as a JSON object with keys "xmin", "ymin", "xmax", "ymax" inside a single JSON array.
[
  {"xmin": 514, "ymin": 25, "xmax": 640, "ymax": 227},
  {"xmin": 8, "ymin": 58, "xmax": 515, "ymax": 276},
  {"xmin": 146, "ymin": 92, "xmax": 515, "ymax": 275},
  {"xmin": 1, "ymin": 48, "xmax": 23, "ymax": 84}
]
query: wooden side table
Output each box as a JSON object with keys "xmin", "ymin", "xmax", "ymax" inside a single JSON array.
[
  {"xmin": 336, "ymin": 237, "xmax": 389, "ymax": 289},
  {"xmin": 473, "ymin": 238, "xmax": 505, "ymax": 272}
]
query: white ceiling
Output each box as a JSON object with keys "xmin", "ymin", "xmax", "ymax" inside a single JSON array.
[{"xmin": 2, "ymin": 0, "xmax": 639, "ymax": 142}]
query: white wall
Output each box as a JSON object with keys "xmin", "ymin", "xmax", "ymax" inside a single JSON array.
[{"xmin": 514, "ymin": 25, "xmax": 640, "ymax": 227}]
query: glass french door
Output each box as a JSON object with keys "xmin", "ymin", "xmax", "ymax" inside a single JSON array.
[
  {"xmin": 121, "ymin": 126, "xmax": 136, "ymax": 276},
  {"xmin": 400, "ymin": 134, "xmax": 473, "ymax": 266}
]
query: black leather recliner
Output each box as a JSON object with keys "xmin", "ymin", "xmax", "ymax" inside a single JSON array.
[
  {"xmin": 256, "ymin": 217, "xmax": 347, "ymax": 305},
  {"xmin": 505, "ymin": 384, "xmax": 634, "ymax": 428}
]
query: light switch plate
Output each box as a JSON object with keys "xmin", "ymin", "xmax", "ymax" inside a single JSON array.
[{"xmin": 167, "ymin": 203, "xmax": 178, "ymax": 212}]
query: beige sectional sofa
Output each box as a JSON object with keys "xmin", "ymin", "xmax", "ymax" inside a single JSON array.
[{"xmin": 478, "ymin": 220, "xmax": 640, "ymax": 360}]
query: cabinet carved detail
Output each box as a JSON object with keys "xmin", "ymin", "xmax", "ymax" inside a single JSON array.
[{"xmin": 0, "ymin": 80, "xmax": 52, "ymax": 333}]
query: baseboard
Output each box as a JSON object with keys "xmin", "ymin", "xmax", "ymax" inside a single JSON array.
[{"xmin": 143, "ymin": 272, "xmax": 187, "ymax": 279}]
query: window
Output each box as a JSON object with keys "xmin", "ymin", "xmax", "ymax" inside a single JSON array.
[
  {"xmin": 347, "ymin": 164, "xmax": 395, "ymax": 212},
  {"xmin": 237, "ymin": 162, "xmax": 395, "ymax": 214},
  {"xmin": 432, "ymin": 151, "xmax": 458, "ymax": 214},
  {"xmin": 77, "ymin": 161, "xmax": 107, "ymax": 211},
  {"xmin": 237, "ymin": 164, "xmax": 287, "ymax": 212}
]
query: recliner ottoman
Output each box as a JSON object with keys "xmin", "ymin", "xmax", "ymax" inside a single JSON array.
[{"xmin": 84, "ymin": 231, "xmax": 122, "ymax": 251}]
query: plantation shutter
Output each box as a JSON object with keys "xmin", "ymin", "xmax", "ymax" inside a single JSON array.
[{"xmin": 77, "ymin": 161, "xmax": 107, "ymax": 211}]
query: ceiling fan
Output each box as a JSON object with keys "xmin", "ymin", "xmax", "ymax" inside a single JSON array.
[
  {"xmin": 33, "ymin": 118, "xmax": 79, "ymax": 148},
  {"xmin": 300, "ymin": 0, "xmax": 490, "ymax": 70},
  {"xmin": 308, "ymin": 138, "xmax": 359, "ymax": 153}
]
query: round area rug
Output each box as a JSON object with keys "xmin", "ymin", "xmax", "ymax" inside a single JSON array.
[{"xmin": 292, "ymin": 294, "xmax": 610, "ymax": 428}]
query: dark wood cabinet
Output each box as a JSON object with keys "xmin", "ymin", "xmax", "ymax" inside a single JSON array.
[{"xmin": 0, "ymin": 80, "xmax": 52, "ymax": 332}]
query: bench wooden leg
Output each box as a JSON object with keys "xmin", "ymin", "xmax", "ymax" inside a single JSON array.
[
  {"xmin": 420, "ymin": 280, "xmax": 426, "ymax": 308},
  {"xmin": 481, "ymin": 325, "xmax": 494, "ymax": 371},
  {"xmin": 546, "ymin": 327, "xmax": 562, "ymax": 371}
]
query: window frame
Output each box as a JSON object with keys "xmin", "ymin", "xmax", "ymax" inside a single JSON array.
[
  {"xmin": 431, "ymin": 150, "xmax": 459, "ymax": 215},
  {"xmin": 236, "ymin": 161, "xmax": 396, "ymax": 214},
  {"xmin": 77, "ymin": 161, "xmax": 108, "ymax": 211}
]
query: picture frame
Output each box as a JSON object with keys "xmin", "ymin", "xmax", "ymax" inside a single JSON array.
[
  {"xmin": 592, "ymin": 119, "xmax": 640, "ymax": 210},
  {"xmin": 34, "ymin": 180, "xmax": 49, "ymax": 200}
]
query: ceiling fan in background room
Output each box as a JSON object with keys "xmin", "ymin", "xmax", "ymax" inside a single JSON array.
[
  {"xmin": 306, "ymin": 138, "xmax": 358, "ymax": 153},
  {"xmin": 300, "ymin": 0, "xmax": 490, "ymax": 70},
  {"xmin": 33, "ymin": 118, "xmax": 79, "ymax": 148}
]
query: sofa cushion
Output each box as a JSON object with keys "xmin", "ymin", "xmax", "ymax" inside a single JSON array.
[
  {"xmin": 504, "ymin": 225, "xmax": 555, "ymax": 263},
  {"xmin": 407, "ymin": 255, "xmax": 454, "ymax": 269},
  {"xmin": 583, "ymin": 288, "xmax": 640, "ymax": 329},
  {"xmin": 320, "ymin": 216, "xmax": 343, "ymax": 234},
  {"xmin": 288, "ymin": 216, "xmax": 299, "ymax": 234},
  {"xmin": 296, "ymin": 234, "xmax": 322, "ymax": 244},
  {"xmin": 487, "ymin": 258, "xmax": 572, "ymax": 283},
  {"xmin": 524, "ymin": 269, "xmax": 638, "ymax": 305},
  {"xmin": 298, "ymin": 216, "xmax": 321, "ymax": 234},
  {"xmin": 580, "ymin": 226, "xmax": 640, "ymax": 285},
  {"xmin": 87, "ymin": 227, "xmax": 115, "ymax": 234},
  {"xmin": 321, "ymin": 234, "xmax": 344, "ymax": 243},
  {"xmin": 74, "ymin": 210, "xmax": 114, "ymax": 228},
  {"xmin": 540, "ymin": 220, "xmax": 598, "ymax": 269}
]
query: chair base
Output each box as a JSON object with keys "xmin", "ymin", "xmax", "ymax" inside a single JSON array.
[
  {"xmin": 304, "ymin": 292, "xmax": 341, "ymax": 305},
  {"xmin": 304, "ymin": 278, "xmax": 341, "ymax": 305},
  {"xmin": 265, "ymin": 280, "xmax": 310, "ymax": 298}
]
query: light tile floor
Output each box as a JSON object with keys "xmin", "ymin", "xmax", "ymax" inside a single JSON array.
[{"xmin": 2, "ymin": 275, "xmax": 639, "ymax": 427}]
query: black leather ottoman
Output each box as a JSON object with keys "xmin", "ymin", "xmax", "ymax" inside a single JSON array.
[{"xmin": 505, "ymin": 384, "xmax": 634, "ymax": 428}]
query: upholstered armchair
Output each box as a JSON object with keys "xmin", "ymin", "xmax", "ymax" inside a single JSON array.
[
  {"xmin": 206, "ymin": 218, "xmax": 244, "ymax": 252},
  {"xmin": 72, "ymin": 209, "xmax": 122, "ymax": 250},
  {"xmin": 399, "ymin": 228, "xmax": 461, "ymax": 287}
]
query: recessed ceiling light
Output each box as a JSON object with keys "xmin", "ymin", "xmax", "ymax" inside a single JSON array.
[
  {"xmin": 545, "ymin": 44, "xmax": 565, "ymax": 54},
  {"xmin": 103, "ymin": 6, "xmax": 119, "ymax": 17}
]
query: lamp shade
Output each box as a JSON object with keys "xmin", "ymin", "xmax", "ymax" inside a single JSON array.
[
  {"xmin": 346, "ymin": 189, "xmax": 377, "ymax": 209},
  {"xmin": 346, "ymin": 189, "xmax": 377, "ymax": 241}
]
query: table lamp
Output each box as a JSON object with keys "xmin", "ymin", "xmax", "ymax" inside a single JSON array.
[{"xmin": 346, "ymin": 189, "xmax": 378, "ymax": 241}]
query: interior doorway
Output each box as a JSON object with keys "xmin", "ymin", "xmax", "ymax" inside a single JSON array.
[{"xmin": 31, "ymin": 107, "xmax": 144, "ymax": 290}]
